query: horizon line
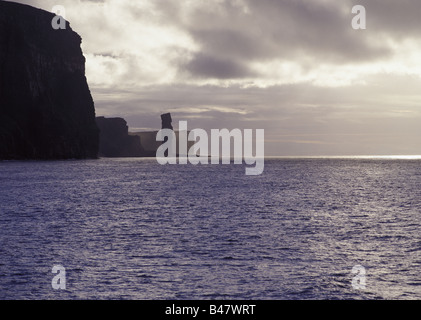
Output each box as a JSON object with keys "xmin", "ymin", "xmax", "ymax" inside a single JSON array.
[{"xmin": 264, "ymin": 155, "xmax": 421, "ymax": 159}]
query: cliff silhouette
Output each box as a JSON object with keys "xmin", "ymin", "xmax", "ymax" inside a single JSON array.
[
  {"xmin": 0, "ymin": 1, "xmax": 99, "ymax": 159},
  {"xmin": 96, "ymin": 114, "xmax": 186, "ymax": 158},
  {"xmin": 96, "ymin": 117, "xmax": 155, "ymax": 157}
]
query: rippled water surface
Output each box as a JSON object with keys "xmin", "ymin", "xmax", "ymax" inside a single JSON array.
[{"xmin": 0, "ymin": 158, "xmax": 420, "ymax": 299}]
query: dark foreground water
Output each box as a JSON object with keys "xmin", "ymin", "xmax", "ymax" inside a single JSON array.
[{"xmin": 0, "ymin": 158, "xmax": 420, "ymax": 300}]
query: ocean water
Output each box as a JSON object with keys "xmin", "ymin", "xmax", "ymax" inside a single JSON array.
[{"xmin": 0, "ymin": 158, "xmax": 420, "ymax": 300}]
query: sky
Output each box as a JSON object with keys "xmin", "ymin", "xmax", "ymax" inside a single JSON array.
[{"xmin": 10, "ymin": 0, "xmax": 421, "ymax": 156}]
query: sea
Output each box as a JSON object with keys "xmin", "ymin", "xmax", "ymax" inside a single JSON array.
[{"xmin": 0, "ymin": 157, "xmax": 420, "ymax": 300}]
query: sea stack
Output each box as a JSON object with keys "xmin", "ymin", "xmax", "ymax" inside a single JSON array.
[
  {"xmin": 0, "ymin": 2, "xmax": 99, "ymax": 160},
  {"xmin": 160, "ymin": 113, "xmax": 173, "ymax": 157},
  {"xmin": 161, "ymin": 113, "xmax": 173, "ymax": 130}
]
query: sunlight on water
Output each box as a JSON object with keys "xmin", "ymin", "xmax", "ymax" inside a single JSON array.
[
  {"xmin": 266, "ymin": 155, "xmax": 421, "ymax": 160},
  {"xmin": 0, "ymin": 158, "xmax": 420, "ymax": 300}
]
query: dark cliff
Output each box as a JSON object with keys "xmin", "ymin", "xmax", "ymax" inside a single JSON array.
[
  {"xmin": 96, "ymin": 117, "xmax": 150, "ymax": 157},
  {"xmin": 0, "ymin": 1, "xmax": 99, "ymax": 159}
]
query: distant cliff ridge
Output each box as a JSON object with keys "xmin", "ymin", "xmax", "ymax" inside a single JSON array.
[
  {"xmin": 96, "ymin": 117, "xmax": 153, "ymax": 157},
  {"xmin": 97, "ymin": 113, "xmax": 193, "ymax": 157},
  {"xmin": 0, "ymin": 2, "xmax": 99, "ymax": 159},
  {"xmin": 131, "ymin": 130, "xmax": 193, "ymax": 157},
  {"xmin": 130, "ymin": 113, "xmax": 194, "ymax": 156}
]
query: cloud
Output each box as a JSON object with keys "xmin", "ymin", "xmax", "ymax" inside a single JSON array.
[
  {"xmin": 356, "ymin": 0, "xmax": 421, "ymax": 38},
  {"xmin": 184, "ymin": 0, "xmax": 390, "ymax": 64},
  {"xmin": 9, "ymin": 0, "xmax": 421, "ymax": 155},
  {"xmin": 12, "ymin": 0, "xmax": 421, "ymax": 86},
  {"xmin": 184, "ymin": 52, "xmax": 257, "ymax": 79}
]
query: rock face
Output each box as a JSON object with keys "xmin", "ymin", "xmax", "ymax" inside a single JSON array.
[
  {"xmin": 96, "ymin": 117, "xmax": 147, "ymax": 157},
  {"xmin": 0, "ymin": 2, "xmax": 99, "ymax": 160}
]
